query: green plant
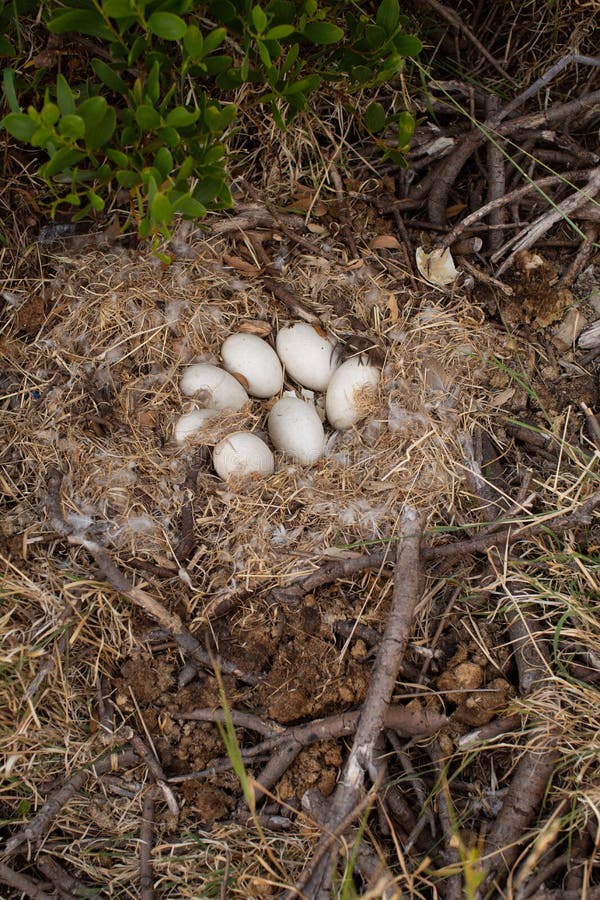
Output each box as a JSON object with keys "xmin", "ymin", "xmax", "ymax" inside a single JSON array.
[{"xmin": 1, "ymin": 0, "xmax": 421, "ymax": 248}]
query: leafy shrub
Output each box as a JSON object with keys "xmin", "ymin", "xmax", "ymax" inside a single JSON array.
[{"xmin": 1, "ymin": 0, "xmax": 421, "ymax": 246}]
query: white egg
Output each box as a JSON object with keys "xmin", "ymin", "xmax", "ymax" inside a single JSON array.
[
  {"xmin": 325, "ymin": 355, "xmax": 380, "ymax": 430},
  {"xmin": 174, "ymin": 409, "xmax": 217, "ymax": 443},
  {"xmin": 213, "ymin": 431, "xmax": 275, "ymax": 480},
  {"xmin": 268, "ymin": 396, "xmax": 325, "ymax": 464},
  {"xmin": 221, "ymin": 333, "xmax": 283, "ymax": 398},
  {"xmin": 276, "ymin": 323, "xmax": 340, "ymax": 391},
  {"xmin": 180, "ymin": 363, "xmax": 248, "ymax": 410}
]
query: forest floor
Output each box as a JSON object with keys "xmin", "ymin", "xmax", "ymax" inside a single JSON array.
[{"xmin": 2, "ymin": 3, "xmax": 600, "ymax": 899}]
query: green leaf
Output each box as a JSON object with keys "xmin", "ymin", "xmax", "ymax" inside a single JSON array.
[
  {"xmin": 106, "ymin": 148, "xmax": 129, "ymax": 166},
  {"xmin": 165, "ymin": 106, "xmax": 198, "ymax": 127},
  {"xmin": 376, "ymin": 0, "xmax": 400, "ymax": 35},
  {"xmin": 56, "ymin": 75, "xmax": 76, "ymax": 116},
  {"xmin": 58, "ymin": 114, "xmax": 85, "ymax": 139},
  {"xmin": 364, "ymin": 101, "xmax": 386, "ymax": 133},
  {"xmin": 102, "ymin": 0, "xmax": 135, "ymax": 17},
  {"xmin": 302, "ymin": 22, "xmax": 343, "ymax": 44},
  {"xmin": 135, "ymin": 103, "xmax": 161, "ymax": 129},
  {"xmin": 392, "ymin": 33, "xmax": 422, "ymax": 56},
  {"xmin": 91, "ymin": 58, "xmax": 128, "ymax": 94},
  {"xmin": 1, "ymin": 112, "xmax": 36, "ymax": 141},
  {"xmin": 154, "ymin": 146, "xmax": 173, "ymax": 178},
  {"xmin": 2, "ymin": 69, "xmax": 20, "ymax": 114},
  {"xmin": 365, "ymin": 24, "xmax": 386, "ymax": 50},
  {"xmin": 203, "ymin": 26, "xmax": 227, "ymax": 53},
  {"xmin": 41, "ymin": 102, "xmax": 60, "ymax": 126},
  {"xmin": 151, "ymin": 191, "xmax": 172, "ymax": 223},
  {"xmin": 397, "ymin": 110, "xmax": 415, "ymax": 149},
  {"xmin": 40, "ymin": 147, "xmax": 86, "ymax": 178},
  {"xmin": 174, "ymin": 195, "xmax": 207, "ymax": 217},
  {"xmin": 65, "ymin": 192, "xmax": 81, "ymax": 206},
  {"xmin": 210, "ymin": 0, "xmax": 236, "ymax": 23},
  {"xmin": 47, "ymin": 9, "xmax": 113, "ymax": 41},
  {"xmin": 77, "ymin": 96, "xmax": 108, "ymax": 131},
  {"xmin": 116, "ymin": 169, "xmax": 141, "ymax": 187},
  {"xmin": 87, "ymin": 190, "xmax": 105, "ymax": 211},
  {"xmin": 145, "ymin": 60, "xmax": 160, "ymax": 105},
  {"xmin": 251, "ymin": 5, "xmax": 267, "ymax": 33},
  {"xmin": 128, "ymin": 34, "xmax": 148, "ymax": 64},
  {"xmin": 282, "ymin": 74, "xmax": 320, "ymax": 95},
  {"xmin": 148, "ymin": 11, "xmax": 187, "ymax": 40},
  {"xmin": 183, "ymin": 23, "xmax": 203, "ymax": 58},
  {"xmin": 264, "ymin": 24, "xmax": 295, "ymax": 40},
  {"xmin": 0, "ymin": 36, "xmax": 16, "ymax": 57},
  {"xmin": 156, "ymin": 125, "xmax": 179, "ymax": 146},
  {"xmin": 86, "ymin": 107, "xmax": 116, "ymax": 148},
  {"xmin": 257, "ymin": 40, "xmax": 271, "ymax": 68}
]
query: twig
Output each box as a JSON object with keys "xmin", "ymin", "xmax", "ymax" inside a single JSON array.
[
  {"xmin": 3, "ymin": 748, "xmax": 138, "ymax": 856},
  {"xmin": 478, "ymin": 735, "xmax": 560, "ymax": 893},
  {"xmin": 486, "ymin": 94, "xmax": 506, "ymax": 253},
  {"xmin": 45, "ymin": 469, "xmax": 258, "ymax": 686},
  {"xmin": 558, "ymin": 223, "xmax": 600, "ymax": 288},
  {"xmin": 139, "ymin": 789, "xmax": 156, "ymax": 900},
  {"xmin": 177, "ymin": 707, "xmax": 284, "ymax": 737},
  {"xmin": 171, "ymin": 704, "xmax": 448, "ymax": 786},
  {"xmin": 290, "ymin": 507, "xmax": 426, "ymax": 898},
  {"xmin": 458, "ymin": 255, "xmax": 513, "ymax": 295},
  {"xmin": 0, "ymin": 862, "xmax": 55, "ymax": 900},
  {"xmin": 441, "ymin": 169, "xmax": 595, "ymax": 248},
  {"xmin": 261, "ymin": 275, "xmax": 320, "ymax": 324},
  {"xmin": 415, "ymin": 0, "xmax": 515, "ymax": 83},
  {"xmin": 429, "ymin": 741, "xmax": 463, "ymax": 900},
  {"xmin": 492, "ymin": 166, "xmax": 600, "ymax": 275},
  {"xmin": 34, "ymin": 856, "xmax": 88, "ymax": 900},
  {"xmin": 427, "ymin": 56, "xmax": 600, "ymax": 225},
  {"xmin": 130, "ymin": 734, "xmax": 179, "ymax": 815},
  {"xmin": 272, "ymin": 489, "xmax": 600, "ymax": 606},
  {"xmin": 329, "ymin": 163, "xmax": 360, "ymax": 259},
  {"xmin": 457, "ymin": 714, "xmax": 523, "ymax": 750}
]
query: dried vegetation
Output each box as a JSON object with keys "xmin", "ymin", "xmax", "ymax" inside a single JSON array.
[{"xmin": 1, "ymin": 1, "xmax": 600, "ymax": 898}]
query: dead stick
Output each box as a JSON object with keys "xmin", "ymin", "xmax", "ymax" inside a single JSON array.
[
  {"xmin": 415, "ymin": 0, "xmax": 515, "ymax": 83},
  {"xmin": 329, "ymin": 163, "xmax": 360, "ymax": 259},
  {"xmin": 429, "ymin": 741, "xmax": 463, "ymax": 900},
  {"xmin": 291, "ymin": 507, "xmax": 425, "ymax": 897},
  {"xmin": 441, "ymin": 169, "xmax": 594, "ymax": 248},
  {"xmin": 139, "ymin": 789, "xmax": 156, "ymax": 900},
  {"xmin": 170, "ymin": 705, "xmax": 448, "ymax": 784},
  {"xmin": 3, "ymin": 748, "xmax": 138, "ymax": 856},
  {"xmin": 486, "ymin": 94, "xmax": 506, "ymax": 253},
  {"xmin": 0, "ymin": 861, "xmax": 56, "ymax": 900},
  {"xmin": 428, "ymin": 55, "xmax": 600, "ymax": 225},
  {"xmin": 493, "ymin": 166, "xmax": 600, "ymax": 274},
  {"xmin": 478, "ymin": 736, "xmax": 560, "ymax": 892}
]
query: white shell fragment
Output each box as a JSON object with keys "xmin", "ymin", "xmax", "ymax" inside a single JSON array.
[
  {"xmin": 221, "ymin": 333, "xmax": 283, "ymax": 398},
  {"xmin": 180, "ymin": 363, "xmax": 248, "ymax": 410},
  {"xmin": 268, "ymin": 396, "xmax": 325, "ymax": 464},
  {"xmin": 212, "ymin": 431, "xmax": 275, "ymax": 480},
  {"xmin": 325, "ymin": 355, "xmax": 380, "ymax": 431},
  {"xmin": 174, "ymin": 409, "xmax": 217, "ymax": 443},
  {"xmin": 415, "ymin": 246, "xmax": 458, "ymax": 286},
  {"xmin": 276, "ymin": 323, "xmax": 340, "ymax": 391}
]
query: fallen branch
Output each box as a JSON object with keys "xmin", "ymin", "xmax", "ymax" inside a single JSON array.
[
  {"xmin": 287, "ymin": 507, "xmax": 425, "ymax": 898},
  {"xmin": 171, "ymin": 704, "xmax": 447, "ymax": 786},
  {"xmin": 139, "ymin": 789, "xmax": 156, "ymax": 900},
  {"xmin": 3, "ymin": 748, "xmax": 138, "ymax": 857},
  {"xmin": 492, "ymin": 166, "xmax": 600, "ymax": 275},
  {"xmin": 427, "ymin": 55, "xmax": 600, "ymax": 226},
  {"xmin": 0, "ymin": 861, "xmax": 55, "ymax": 900}
]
